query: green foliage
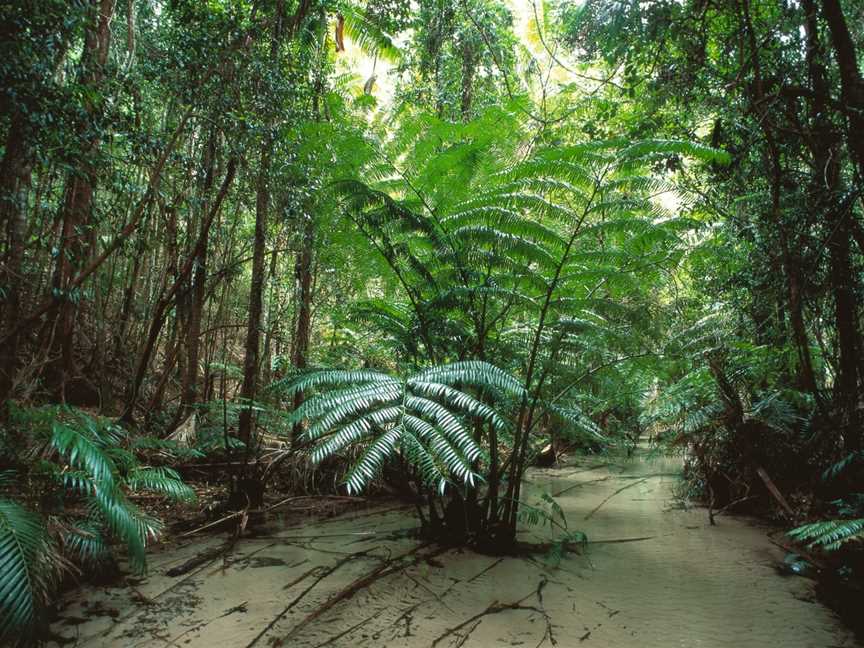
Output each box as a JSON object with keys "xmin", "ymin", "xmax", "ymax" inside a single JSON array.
[
  {"xmin": 788, "ymin": 519, "xmax": 864, "ymax": 552},
  {"xmin": 0, "ymin": 405, "xmax": 196, "ymax": 638},
  {"xmin": 517, "ymin": 492, "xmax": 587, "ymax": 567},
  {"xmin": 276, "ymin": 361, "xmax": 523, "ymax": 494},
  {"xmin": 0, "ymin": 500, "xmax": 65, "ymax": 643}
]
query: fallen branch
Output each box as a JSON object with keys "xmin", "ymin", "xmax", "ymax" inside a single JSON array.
[
  {"xmin": 587, "ymin": 535, "xmax": 655, "ymax": 545},
  {"xmin": 179, "ymin": 495, "xmax": 365, "ymax": 538},
  {"xmin": 584, "ymin": 477, "xmax": 650, "ymax": 520},
  {"xmin": 179, "ymin": 511, "xmax": 244, "ymax": 538},
  {"xmin": 431, "ymin": 579, "xmax": 555, "ymax": 648},
  {"xmin": 278, "ymin": 544, "xmax": 449, "ymax": 644},
  {"xmin": 767, "ymin": 536, "xmax": 826, "ymax": 570},
  {"xmin": 245, "ymin": 549, "xmax": 378, "ymax": 648},
  {"xmin": 552, "ymin": 476, "xmax": 612, "ymax": 497},
  {"xmin": 311, "ymin": 609, "xmax": 384, "ymax": 648},
  {"xmin": 467, "ymin": 557, "xmax": 505, "ymax": 582},
  {"xmin": 166, "ymin": 541, "xmax": 234, "ymax": 577},
  {"xmin": 756, "ymin": 466, "xmax": 795, "ymax": 517}
]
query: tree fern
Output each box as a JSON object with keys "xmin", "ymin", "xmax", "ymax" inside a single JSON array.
[{"xmin": 279, "ymin": 362, "xmax": 521, "ymax": 494}]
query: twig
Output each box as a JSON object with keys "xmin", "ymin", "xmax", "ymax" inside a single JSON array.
[
  {"xmin": 179, "ymin": 495, "xmax": 364, "ymax": 538},
  {"xmin": 179, "ymin": 511, "xmax": 243, "ymax": 538},
  {"xmin": 467, "ymin": 557, "xmax": 505, "ymax": 582},
  {"xmin": 587, "ymin": 535, "xmax": 655, "ymax": 545},
  {"xmin": 278, "ymin": 544, "xmax": 448, "ymax": 644},
  {"xmin": 552, "ymin": 476, "xmax": 612, "ymax": 497},
  {"xmin": 432, "ymin": 580, "xmax": 555, "ymax": 648},
  {"xmin": 311, "ymin": 609, "xmax": 383, "ymax": 647},
  {"xmin": 245, "ymin": 549, "xmax": 377, "ymax": 647},
  {"xmin": 584, "ymin": 478, "xmax": 650, "ymax": 520}
]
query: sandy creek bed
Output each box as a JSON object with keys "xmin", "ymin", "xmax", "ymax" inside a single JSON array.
[{"xmin": 49, "ymin": 452, "xmax": 858, "ymax": 647}]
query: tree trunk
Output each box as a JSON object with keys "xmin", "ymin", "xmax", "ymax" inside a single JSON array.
[
  {"xmin": 45, "ymin": 0, "xmax": 116, "ymax": 401},
  {"xmin": 290, "ymin": 215, "xmax": 315, "ymax": 440},
  {"xmin": 237, "ymin": 1, "xmax": 288, "ymax": 454},
  {"xmin": 460, "ymin": 41, "xmax": 477, "ymax": 122},
  {"xmin": 238, "ymin": 140, "xmax": 272, "ymax": 452},
  {"xmin": 177, "ymin": 128, "xmax": 218, "ymax": 421},
  {"xmin": 0, "ymin": 111, "xmax": 33, "ymax": 403},
  {"xmin": 810, "ymin": 0, "xmax": 863, "ymax": 449},
  {"xmin": 821, "ymin": 0, "xmax": 864, "ymax": 180},
  {"xmin": 121, "ymin": 157, "xmax": 237, "ymax": 422},
  {"xmin": 261, "ymin": 244, "xmax": 281, "ymax": 388}
]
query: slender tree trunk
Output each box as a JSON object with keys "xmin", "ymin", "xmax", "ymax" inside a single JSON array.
[
  {"xmin": 238, "ymin": 140, "xmax": 272, "ymax": 451},
  {"xmin": 121, "ymin": 157, "xmax": 237, "ymax": 422},
  {"xmin": 177, "ymin": 128, "xmax": 217, "ymax": 421},
  {"xmin": 821, "ymin": 0, "xmax": 864, "ymax": 181},
  {"xmin": 0, "ymin": 111, "xmax": 33, "ymax": 403},
  {"xmin": 237, "ymin": 1, "xmax": 289, "ymax": 453},
  {"xmin": 290, "ymin": 215, "xmax": 315, "ymax": 440},
  {"xmin": 261, "ymin": 245, "xmax": 281, "ymax": 388},
  {"xmin": 810, "ymin": 0, "xmax": 864, "ymax": 448},
  {"xmin": 460, "ymin": 41, "xmax": 477, "ymax": 122},
  {"xmin": 45, "ymin": 0, "xmax": 116, "ymax": 401}
]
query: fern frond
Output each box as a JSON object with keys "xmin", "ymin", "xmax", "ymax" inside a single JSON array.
[
  {"xmin": 126, "ymin": 467, "xmax": 196, "ymax": 502},
  {"xmin": 788, "ymin": 518, "xmax": 864, "ymax": 551},
  {"xmin": 0, "ymin": 500, "xmax": 63, "ymax": 640}
]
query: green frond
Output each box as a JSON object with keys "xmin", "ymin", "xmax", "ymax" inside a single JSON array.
[
  {"xmin": 51, "ymin": 421, "xmax": 115, "ymax": 489},
  {"xmin": 619, "ymin": 139, "xmax": 731, "ymax": 166},
  {"xmin": 292, "ymin": 363, "xmax": 516, "ymax": 492},
  {"xmin": 90, "ymin": 490, "xmax": 161, "ymax": 574},
  {"xmin": 822, "ymin": 452, "xmax": 862, "ymax": 482},
  {"xmin": 273, "ymin": 368, "xmax": 398, "ymax": 397},
  {"xmin": 0, "ymin": 500, "xmax": 62, "ymax": 640},
  {"xmin": 126, "ymin": 467, "xmax": 196, "ymax": 502},
  {"xmin": 413, "ymin": 361, "xmax": 526, "ymax": 397},
  {"xmin": 343, "ymin": 427, "xmax": 402, "ymax": 495},
  {"xmin": 400, "ymin": 431, "xmax": 448, "ymax": 494},
  {"xmin": 338, "ymin": 5, "xmax": 400, "ymax": 62},
  {"xmin": 788, "ymin": 518, "xmax": 864, "ymax": 551},
  {"xmin": 62, "ymin": 520, "xmax": 111, "ymax": 568}
]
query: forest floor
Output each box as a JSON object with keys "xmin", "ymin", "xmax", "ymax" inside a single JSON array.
[{"xmin": 47, "ymin": 450, "xmax": 858, "ymax": 647}]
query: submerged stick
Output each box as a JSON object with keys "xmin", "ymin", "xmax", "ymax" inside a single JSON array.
[
  {"xmin": 584, "ymin": 477, "xmax": 650, "ymax": 520},
  {"xmin": 278, "ymin": 544, "xmax": 448, "ymax": 644}
]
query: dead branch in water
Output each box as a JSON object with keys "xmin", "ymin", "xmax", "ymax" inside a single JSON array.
[
  {"xmin": 277, "ymin": 543, "xmax": 450, "ymax": 644},
  {"xmin": 179, "ymin": 495, "xmax": 365, "ymax": 538},
  {"xmin": 584, "ymin": 477, "xmax": 650, "ymax": 520},
  {"xmin": 552, "ymin": 475, "xmax": 612, "ymax": 497},
  {"xmin": 431, "ymin": 578, "xmax": 556, "ymax": 647},
  {"xmin": 245, "ymin": 548, "xmax": 379, "ymax": 647}
]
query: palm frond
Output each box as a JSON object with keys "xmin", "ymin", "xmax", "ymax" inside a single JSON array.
[
  {"xmin": 788, "ymin": 518, "xmax": 864, "ymax": 551},
  {"xmin": 0, "ymin": 500, "xmax": 64, "ymax": 640}
]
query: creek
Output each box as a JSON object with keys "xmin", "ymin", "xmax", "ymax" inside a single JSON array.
[{"xmin": 49, "ymin": 450, "xmax": 857, "ymax": 647}]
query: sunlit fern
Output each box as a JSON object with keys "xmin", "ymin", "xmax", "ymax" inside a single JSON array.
[
  {"xmin": 335, "ymin": 110, "xmax": 727, "ymax": 399},
  {"xmin": 274, "ymin": 361, "xmax": 524, "ymax": 494}
]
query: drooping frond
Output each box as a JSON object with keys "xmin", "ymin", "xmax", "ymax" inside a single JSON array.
[
  {"xmin": 125, "ymin": 467, "xmax": 196, "ymax": 502},
  {"xmin": 284, "ymin": 362, "xmax": 520, "ymax": 494},
  {"xmin": 788, "ymin": 518, "xmax": 864, "ymax": 551},
  {"xmin": 338, "ymin": 5, "xmax": 400, "ymax": 62},
  {"xmin": 0, "ymin": 500, "xmax": 64, "ymax": 641}
]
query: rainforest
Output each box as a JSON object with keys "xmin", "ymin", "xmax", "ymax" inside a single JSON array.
[{"xmin": 1, "ymin": 0, "xmax": 863, "ymax": 646}]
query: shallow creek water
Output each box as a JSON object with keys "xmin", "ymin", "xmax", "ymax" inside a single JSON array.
[{"xmin": 50, "ymin": 452, "xmax": 858, "ymax": 647}]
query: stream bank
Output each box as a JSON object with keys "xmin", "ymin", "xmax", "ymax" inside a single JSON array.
[{"xmin": 48, "ymin": 451, "xmax": 858, "ymax": 647}]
